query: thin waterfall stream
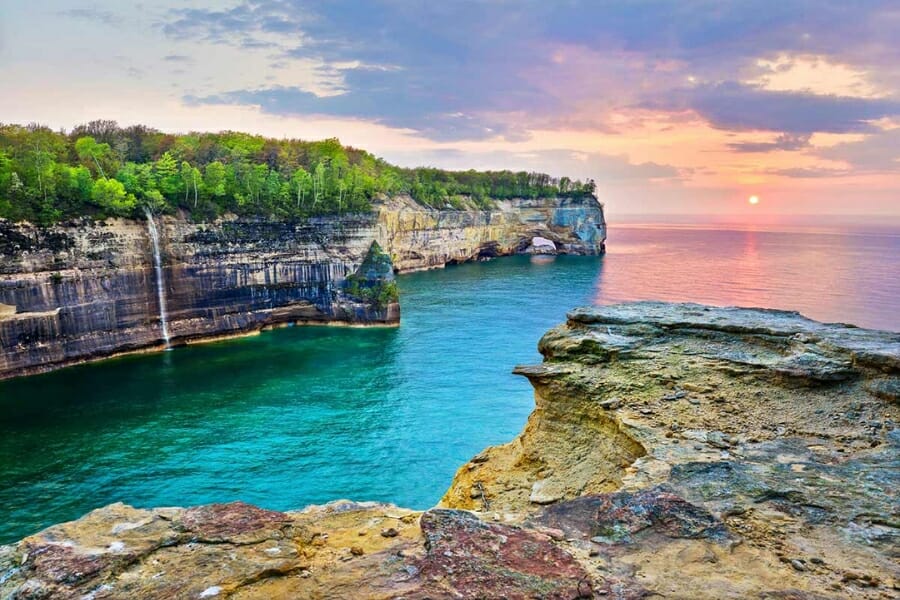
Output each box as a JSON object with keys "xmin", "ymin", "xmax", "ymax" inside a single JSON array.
[{"xmin": 144, "ymin": 208, "xmax": 171, "ymax": 347}]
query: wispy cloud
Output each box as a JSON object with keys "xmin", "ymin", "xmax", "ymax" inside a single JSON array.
[
  {"xmin": 768, "ymin": 167, "xmax": 851, "ymax": 178},
  {"xmin": 645, "ymin": 83, "xmax": 900, "ymax": 134},
  {"xmin": 58, "ymin": 7, "xmax": 122, "ymax": 26},
  {"xmin": 383, "ymin": 148, "xmax": 684, "ymax": 184},
  {"xmin": 729, "ymin": 133, "xmax": 812, "ymax": 153},
  {"xmin": 161, "ymin": 1, "xmax": 900, "ymax": 144},
  {"xmin": 816, "ymin": 128, "xmax": 900, "ymax": 172}
]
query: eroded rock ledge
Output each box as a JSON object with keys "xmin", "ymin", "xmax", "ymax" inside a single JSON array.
[{"xmin": 2, "ymin": 302, "xmax": 897, "ymax": 599}]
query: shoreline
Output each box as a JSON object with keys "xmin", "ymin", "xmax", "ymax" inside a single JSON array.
[
  {"xmin": 0, "ymin": 314, "xmax": 400, "ymax": 383},
  {"xmin": 0, "ymin": 251, "xmax": 606, "ymax": 381},
  {"xmin": 2, "ymin": 302, "xmax": 896, "ymax": 598}
]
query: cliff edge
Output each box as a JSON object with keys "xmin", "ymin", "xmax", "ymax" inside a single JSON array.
[
  {"xmin": 1, "ymin": 303, "xmax": 896, "ymax": 599},
  {"xmin": 0, "ymin": 215, "xmax": 398, "ymax": 380}
]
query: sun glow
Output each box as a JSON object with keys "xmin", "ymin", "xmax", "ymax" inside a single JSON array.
[{"xmin": 748, "ymin": 195, "xmax": 760, "ymax": 205}]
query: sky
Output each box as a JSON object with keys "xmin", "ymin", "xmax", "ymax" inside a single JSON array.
[{"xmin": 1, "ymin": 1, "xmax": 898, "ymax": 221}]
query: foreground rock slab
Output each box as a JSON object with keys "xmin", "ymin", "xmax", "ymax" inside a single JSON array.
[
  {"xmin": 0, "ymin": 501, "xmax": 600, "ymax": 599},
  {"xmin": 445, "ymin": 302, "xmax": 899, "ymax": 598},
  {"xmin": 2, "ymin": 302, "xmax": 897, "ymax": 599}
]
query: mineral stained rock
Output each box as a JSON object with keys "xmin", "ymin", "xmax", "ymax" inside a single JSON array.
[
  {"xmin": 2, "ymin": 302, "xmax": 897, "ymax": 599},
  {"xmin": 374, "ymin": 195, "xmax": 605, "ymax": 272},
  {"xmin": 0, "ymin": 195, "xmax": 605, "ymax": 379},
  {"xmin": 0, "ymin": 216, "xmax": 399, "ymax": 380}
]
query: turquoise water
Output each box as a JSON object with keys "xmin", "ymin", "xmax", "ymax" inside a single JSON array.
[
  {"xmin": 1, "ymin": 225, "xmax": 897, "ymax": 543},
  {"xmin": 0, "ymin": 255, "xmax": 603, "ymax": 543}
]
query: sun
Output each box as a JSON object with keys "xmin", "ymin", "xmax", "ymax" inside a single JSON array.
[{"xmin": 748, "ymin": 195, "xmax": 760, "ymax": 205}]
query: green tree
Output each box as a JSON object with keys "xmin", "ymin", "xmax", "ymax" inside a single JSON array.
[
  {"xmin": 26, "ymin": 145, "xmax": 56, "ymax": 201},
  {"xmin": 69, "ymin": 166, "xmax": 94, "ymax": 203},
  {"xmin": 74, "ymin": 136, "xmax": 112, "ymax": 178},
  {"xmin": 154, "ymin": 152, "xmax": 180, "ymax": 199},
  {"xmin": 203, "ymin": 161, "xmax": 227, "ymax": 201},
  {"xmin": 312, "ymin": 162, "xmax": 326, "ymax": 208},
  {"xmin": 91, "ymin": 177, "xmax": 136, "ymax": 215},
  {"xmin": 0, "ymin": 151, "xmax": 12, "ymax": 195},
  {"xmin": 142, "ymin": 189, "xmax": 168, "ymax": 213},
  {"xmin": 180, "ymin": 161, "xmax": 202, "ymax": 207},
  {"xmin": 290, "ymin": 167, "xmax": 311, "ymax": 210}
]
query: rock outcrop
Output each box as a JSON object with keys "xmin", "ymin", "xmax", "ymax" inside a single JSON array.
[
  {"xmin": 375, "ymin": 195, "xmax": 605, "ymax": 272},
  {"xmin": 0, "ymin": 195, "xmax": 604, "ymax": 379},
  {"xmin": 444, "ymin": 303, "xmax": 899, "ymax": 598},
  {"xmin": 2, "ymin": 302, "xmax": 897, "ymax": 599},
  {"xmin": 0, "ymin": 216, "xmax": 398, "ymax": 380}
]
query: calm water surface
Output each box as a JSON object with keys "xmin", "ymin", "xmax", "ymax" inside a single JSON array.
[{"xmin": 1, "ymin": 224, "xmax": 897, "ymax": 542}]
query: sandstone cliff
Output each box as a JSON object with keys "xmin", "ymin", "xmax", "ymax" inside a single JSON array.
[
  {"xmin": 0, "ymin": 195, "xmax": 604, "ymax": 379},
  {"xmin": 375, "ymin": 195, "xmax": 606, "ymax": 272},
  {"xmin": 0, "ymin": 216, "xmax": 397, "ymax": 380},
  {"xmin": 1, "ymin": 303, "xmax": 896, "ymax": 599}
]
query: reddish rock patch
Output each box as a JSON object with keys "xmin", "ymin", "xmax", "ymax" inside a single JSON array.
[
  {"xmin": 22, "ymin": 543, "xmax": 107, "ymax": 585},
  {"xmin": 415, "ymin": 509, "xmax": 593, "ymax": 599},
  {"xmin": 177, "ymin": 502, "xmax": 291, "ymax": 542}
]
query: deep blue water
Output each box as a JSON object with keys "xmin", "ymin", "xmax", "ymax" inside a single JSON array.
[{"xmin": 0, "ymin": 224, "xmax": 897, "ymax": 543}]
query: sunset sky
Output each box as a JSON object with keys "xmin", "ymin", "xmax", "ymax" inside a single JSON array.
[{"xmin": 1, "ymin": 1, "xmax": 898, "ymax": 221}]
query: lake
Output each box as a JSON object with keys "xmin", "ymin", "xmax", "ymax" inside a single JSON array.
[{"xmin": 1, "ymin": 223, "xmax": 897, "ymax": 543}]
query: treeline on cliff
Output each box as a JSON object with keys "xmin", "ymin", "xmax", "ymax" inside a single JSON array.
[{"xmin": 0, "ymin": 121, "xmax": 596, "ymax": 224}]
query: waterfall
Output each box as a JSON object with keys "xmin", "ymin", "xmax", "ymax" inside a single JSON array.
[{"xmin": 144, "ymin": 208, "xmax": 171, "ymax": 347}]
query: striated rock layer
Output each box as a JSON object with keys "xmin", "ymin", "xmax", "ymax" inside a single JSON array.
[
  {"xmin": 376, "ymin": 196, "xmax": 606, "ymax": 273},
  {"xmin": 376, "ymin": 195, "xmax": 605, "ymax": 272},
  {"xmin": 1, "ymin": 302, "xmax": 897, "ymax": 599},
  {"xmin": 0, "ymin": 215, "xmax": 398, "ymax": 380},
  {"xmin": 0, "ymin": 195, "xmax": 604, "ymax": 379}
]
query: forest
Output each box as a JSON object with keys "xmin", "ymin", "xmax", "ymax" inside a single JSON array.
[{"xmin": 0, "ymin": 121, "xmax": 596, "ymax": 224}]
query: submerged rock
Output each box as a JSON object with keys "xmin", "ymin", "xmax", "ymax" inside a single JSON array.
[{"xmin": 1, "ymin": 302, "xmax": 897, "ymax": 598}]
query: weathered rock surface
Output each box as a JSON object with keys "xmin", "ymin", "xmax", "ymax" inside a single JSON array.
[
  {"xmin": 0, "ymin": 195, "xmax": 604, "ymax": 379},
  {"xmin": 4, "ymin": 302, "xmax": 895, "ymax": 599},
  {"xmin": 375, "ymin": 195, "xmax": 605, "ymax": 272},
  {"xmin": 444, "ymin": 302, "xmax": 899, "ymax": 598},
  {"xmin": 0, "ymin": 501, "xmax": 599, "ymax": 600},
  {"xmin": 0, "ymin": 215, "xmax": 397, "ymax": 380}
]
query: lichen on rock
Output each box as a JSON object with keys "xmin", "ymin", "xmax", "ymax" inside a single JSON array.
[{"xmin": 443, "ymin": 302, "xmax": 899, "ymax": 598}]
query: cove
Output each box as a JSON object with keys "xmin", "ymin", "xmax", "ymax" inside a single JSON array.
[
  {"xmin": 3, "ymin": 223, "xmax": 898, "ymax": 545},
  {"xmin": 0, "ymin": 255, "xmax": 605, "ymax": 544}
]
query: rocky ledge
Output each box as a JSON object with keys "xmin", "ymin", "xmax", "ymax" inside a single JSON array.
[{"xmin": 2, "ymin": 302, "xmax": 897, "ymax": 599}]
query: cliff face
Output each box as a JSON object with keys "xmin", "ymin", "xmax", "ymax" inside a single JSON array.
[
  {"xmin": 0, "ymin": 195, "xmax": 604, "ymax": 379},
  {"xmin": 0, "ymin": 216, "xmax": 397, "ymax": 380},
  {"xmin": 1, "ymin": 303, "xmax": 896, "ymax": 599},
  {"xmin": 376, "ymin": 195, "xmax": 606, "ymax": 272}
]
